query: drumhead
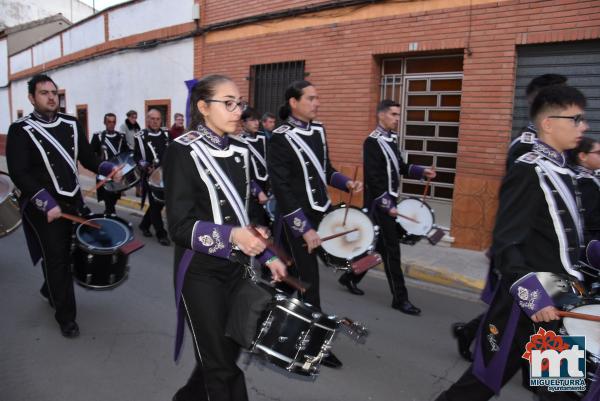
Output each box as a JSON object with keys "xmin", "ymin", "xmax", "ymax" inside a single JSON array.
[
  {"xmin": 396, "ymin": 198, "xmax": 434, "ymax": 236},
  {"xmin": 318, "ymin": 207, "xmax": 375, "ymax": 259},
  {"xmin": 563, "ymin": 304, "xmax": 600, "ymax": 358},
  {"xmin": 97, "ymin": 152, "xmax": 136, "ymax": 180},
  {"xmin": 149, "ymin": 167, "xmax": 164, "ymax": 190},
  {"xmin": 76, "ymin": 218, "xmax": 131, "ymax": 252},
  {"xmin": 0, "ymin": 174, "xmax": 12, "ymax": 203}
]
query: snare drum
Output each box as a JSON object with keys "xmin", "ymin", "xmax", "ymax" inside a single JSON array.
[
  {"xmin": 396, "ymin": 197, "xmax": 445, "ymax": 245},
  {"xmin": 317, "ymin": 205, "xmax": 378, "ymax": 268},
  {"xmin": 0, "ymin": 172, "xmax": 21, "ymax": 238},
  {"xmin": 96, "ymin": 152, "xmax": 140, "ymax": 192},
  {"xmin": 71, "ymin": 214, "xmax": 134, "ymax": 289},
  {"xmin": 561, "ymin": 301, "xmax": 600, "ymax": 395},
  {"xmin": 252, "ymin": 293, "xmax": 338, "ymax": 376},
  {"xmin": 148, "ymin": 167, "xmax": 165, "ymax": 203}
]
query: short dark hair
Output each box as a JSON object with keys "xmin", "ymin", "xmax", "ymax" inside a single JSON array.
[
  {"xmin": 104, "ymin": 112, "xmax": 116, "ymax": 123},
  {"xmin": 126, "ymin": 110, "xmax": 137, "ymax": 117},
  {"xmin": 28, "ymin": 74, "xmax": 57, "ymax": 96},
  {"xmin": 530, "ymin": 85, "xmax": 586, "ymax": 122},
  {"xmin": 174, "ymin": 112, "xmax": 184, "ymax": 119},
  {"xmin": 568, "ymin": 136, "xmax": 598, "ymax": 166},
  {"xmin": 241, "ymin": 107, "xmax": 259, "ymax": 122},
  {"xmin": 526, "ymin": 74, "xmax": 568, "ymax": 97},
  {"xmin": 261, "ymin": 112, "xmax": 276, "ymax": 121},
  {"xmin": 279, "ymin": 80, "xmax": 313, "ymax": 120},
  {"xmin": 377, "ymin": 99, "xmax": 400, "ymax": 114}
]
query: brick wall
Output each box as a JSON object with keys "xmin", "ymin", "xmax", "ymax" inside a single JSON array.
[
  {"xmin": 204, "ymin": 0, "xmax": 332, "ymax": 25},
  {"xmin": 197, "ymin": 0, "xmax": 600, "ymax": 249}
]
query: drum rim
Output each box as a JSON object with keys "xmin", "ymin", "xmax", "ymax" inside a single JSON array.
[
  {"xmin": 396, "ymin": 196, "xmax": 436, "ymax": 235},
  {"xmin": 562, "ymin": 303, "xmax": 600, "ymax": 358},
  {"xmin": 0, "ymin": 174, "xmax": 14, "ymax": 203},
  {"xmin": 75, "ymin": 216, "xmax": 132, "ymax": 253}
]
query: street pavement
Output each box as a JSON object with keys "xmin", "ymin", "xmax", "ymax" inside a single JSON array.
[{"xmin": 0, "ymin": 202, "xmax": 533, "ymax": 401}]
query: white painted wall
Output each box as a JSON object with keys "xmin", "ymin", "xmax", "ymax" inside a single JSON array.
[
  {"xmin": 33, "ymin": 35, "xmax": 62, "ymax": 66},
  {"xmin": 0, "ymin": 0, "xmax": 93, "ymax": 27},
  {"xmin": 9, "ymin": 49, "xmax": 31, "ymax": 74},
  {"xmin": 10, "ymin": 39, "xmax": 194, "ymax": 134},
  {"xmin": 108, "ymin": 0, "xmax": 193, "ymax": 40},
  {"xmin": 0, "ymin": 39, "xmax": 7, "ymax": 86},
  {"xmin": 62, "ymin": 15, "xmax": 104, "ymax": 55},
  {"xmin": 0, "ymin": 88, "xmax": 10, "ymax": 134}
]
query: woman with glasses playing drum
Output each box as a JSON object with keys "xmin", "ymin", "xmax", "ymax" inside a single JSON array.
[
  {"xmin": 163, "ymin": 75, "xmax": 287, "ymax": 401},
  {"xmin": 338, "ymin": 100, "xmax": 435, "ymax": 316}
]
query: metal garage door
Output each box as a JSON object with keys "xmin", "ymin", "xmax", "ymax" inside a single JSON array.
[{"xmin": 512, "ymin": 40, "xmax": 600, "ymax": 139}]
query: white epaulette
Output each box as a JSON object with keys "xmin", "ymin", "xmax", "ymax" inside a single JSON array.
[
  {"xmin": 517, "ymin": 151, "xmax": 540, "ymax": 164},
  {"xmin": 134, "ymin": 131, "xmax": 144, "ymax": 138},
  {"xmin": 14, "ymin": 114, "xmax": 30, "ymax": 124},
  {"xmin": 311, "ymin": 120, "xmax": 323, "ymax": 125},
  {"xmin": 273, "ymin": 125, "xmax": 291, "ymax": 134},
  {"xmin": 368, "ymin": 129, "xmax": 380, "ymax": 138},
  {"xmin": 519, "ymin": 131, "xmax": 536, "ymax": 144},
  {"xmin": 175, "ymin": 130, "xmax": 203, "ymax": 146}
]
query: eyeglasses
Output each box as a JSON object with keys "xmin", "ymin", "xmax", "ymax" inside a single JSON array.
[
  {"xmin": 548, "ymin": 114, "xmax": 587, "ymax": 126},
  {"xmin": 587, "ymin": 150, "xmax": 600, "ymax": 155},
  {"xmin": 205, "ymin": 99, "xmax": 248, "ymax": 112}
]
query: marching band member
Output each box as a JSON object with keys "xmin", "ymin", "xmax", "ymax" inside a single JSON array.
[
  {"xmin": 134, "ymin": 109, "xmax": 170, "ymax": 246},
  {"xmin": 90, "ymin": 112, "xmax": 130, "ymax": 215},
  {"xmin": 164, "ymin": 74, "xmax": 287, "ymax": 401},
  {"xmin": 436, "ymin": 85, "xmax": 588, "ymax": 401},
  {"xmin": 6, "ymin": 74, "xmax": 121, "ymax": 338},
  {"xmin": 267, "ymin": 80, "xmax": 362, "ymax": 368},
  {"xmin": 338, "ymin": 100, "xmax": 435, "ymax": 315}
]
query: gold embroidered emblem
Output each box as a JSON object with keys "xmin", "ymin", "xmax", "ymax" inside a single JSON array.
[
  {"xmin": 199, "ymin": 235, "xmax": 214, "ymax": 247},
  {"xmin": 208, "ymin": 228, "xmax": 225, "ymax": 254}
]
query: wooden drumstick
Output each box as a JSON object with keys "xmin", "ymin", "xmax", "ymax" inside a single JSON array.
[
  {"xmin": 246, "ymin": 225, "xmax": 293, "ymax": 266},
  {"xmin": 281, "ymin": 275, "xmax": 307, "ymax": 294},
  {"xmin": 343, "ymin": 166, "xmax": 359, "ymax": 226},
  {"xmin": 421, "ymin": 166, "xmax": 435, "ymax": 203},
  {"xmin": 94, "ymin": 164, "xmax": 125, "ymax": 192},
  {"xmin": 302, "ymin": 228, "xmax": 359, "ymax": 248},
  {"xmin": 60, "ymin": 213, "xmax": 101, "ymax": 229},
  {"xmin": 396, "ymin": 213, "xmax": 420, "ymax": 224},
  {"xmin": 558, "ymin": 310, "xmax": 600, "ymax": 323}
]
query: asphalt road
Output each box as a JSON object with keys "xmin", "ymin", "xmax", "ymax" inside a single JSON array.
[{"xmin": 0, "ymin": 203, "xmax": 532, "ymax": 401}]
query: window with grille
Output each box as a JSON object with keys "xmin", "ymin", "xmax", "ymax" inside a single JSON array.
[
  {"xmin": 380, "ymin": 55, "xmax": 463, "ymax": 201},
  {"xmin": 249, "ymin": 61, "xmax": 305, "ymax": 120}
]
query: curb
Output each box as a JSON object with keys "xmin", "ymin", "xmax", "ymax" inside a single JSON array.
[{"xmin": 82, "ymin": 189, "xmax": 147, "ymax": 212}]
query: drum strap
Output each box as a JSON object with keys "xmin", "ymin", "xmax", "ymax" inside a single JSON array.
[
  {"xmin": 246, "ymin": 141, "xmax": 268, "ymax": 181},
  {"xmin": 190, "ymin": 141, "xmax": 250, "ymax": 226},
  {"xmin": 101, "ymin": 131, "xmax": 120, "ymax": 158},
  {"xmin": 286, "ymin": 131, "xmax": 327, "ymax": 188},
  {"xmin": 377, "ymin": 137, "xmax": 400, "ymax": 196}
]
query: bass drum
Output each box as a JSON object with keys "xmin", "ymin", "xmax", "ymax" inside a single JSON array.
[
  {"xmin": 317, "ymin": 205, "xmax": 378, "ymax": 269},
  {"xmin": 0, "ymin": 172, "xmax": 21, "ymax": 238},
  {"xmin": 71, "ymin": 214, "xmax": 133, "ymax": 289}
]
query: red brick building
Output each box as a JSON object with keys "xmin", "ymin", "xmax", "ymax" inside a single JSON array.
[{"xmin": 2, "ymin": 0, "xmax": 599, "ymax": 250}]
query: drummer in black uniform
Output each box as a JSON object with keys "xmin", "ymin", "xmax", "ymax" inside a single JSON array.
[
  {"xmin": 435, "ymin": 85, "xmax": 588, "ymax": 401},
  {"xmin": 268, "ymin": 80, "xmax": 362, "ymax": 368},
  {"xmin": 164, "ymin": 74, "xmax": 287, "ymax": 401},
  {"xmin": 338, "ymin": 100, "xmax": 435, "ymax": 315},
  {"xmin": 90, "ymin": 113, "xmax": 130, "ymax": 215},
  {"xmin": 506, "ymin": 74, "xmax": 567, "ymax": 169},
  {"xmin": 240, "ymin": 107, "xmax": 270, "ymax": 225},
  {"xmin": 134, "ymin": 109, "xmax": 170, "ymax": 246},
  {"xmin": 6, "ymin": 74, "xmax": 121, "ymax": 337}
]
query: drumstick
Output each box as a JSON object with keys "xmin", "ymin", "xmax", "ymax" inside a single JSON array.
[
  {"xmin": 396, "ymin": 213, "xmax": 420, "ymax": 224},
  {"xmin": 557, "ymin": 310, "xmax": 600, "ymax": 323},
  {"xmin": 421, "ymin": 166, "xmax": 435, "ymax": 204},
  {"xmin": 301, "ymin": 228, "xmax": 359, "ymax": 249},
  {"xmin": 94, "ymin": 164, "xmax": 125, "ymax": 192},
  {"xmin": 246, "ymin": 225, "xmax": 293, "ymax": 266},
  {"xmin": 343, "ymin": 166, "xmax": 359, "ymax": 226},
  {"xmin": 281, "ymin": 275, "xmax": 307, "ymax": 294},
  {"xmin": 60, "ymin": 213, "xmax": 101, "ymax": 229}
]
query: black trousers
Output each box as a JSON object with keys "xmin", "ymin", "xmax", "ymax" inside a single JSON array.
[
  {"xmin": 343, "ymin": 209, "xmax": 409, "ymax": 302},
  {"xmin": 24, "ymin": 205, "xmax": 76, "ymax": 325},
  {"xmin": 140, "ymin": 193, "xmax": 166, "ymax": 236},
  {"xmin": 175, "ymin": 263, "xmax": 248, "ymax": 401}
]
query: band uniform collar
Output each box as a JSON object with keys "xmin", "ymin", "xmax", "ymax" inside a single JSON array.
[
  {"xmin": 533, "ymin": 141, "xmax": 565, "ymax": 167},
  {"xmin": 375, "ymin": 124, "xmax": 391, "ymax": 138},
  {"xmin": 32, "ymin": 110, "xmax": 58, "ymax": 124},
  {"xmin": 526, "ymin": 121, "xmax": 538, "ymax": 134},
  {"xmin": 287, "ymin": 115, "xmax": 310, "ymax": 130},
  {"xmin": 105, "ymin": 130, "xmax": 117, "ymax": 137},
  {"xmin": 147, "ymin": 128, "xmax": 163, "ymax": 136},
  {"xmin": 573, "ymin": 164, "xmax": 595, "ymax": 176},
  {"xmin": 198, "ymin": 124, "xmax": 229, "ymax": 150}
]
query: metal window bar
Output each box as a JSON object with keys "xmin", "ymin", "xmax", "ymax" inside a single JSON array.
[{"xmin": 250, "ymin": 61, "xmax": 305, "ymax": 121}]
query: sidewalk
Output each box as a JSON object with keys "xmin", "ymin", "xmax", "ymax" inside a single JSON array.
[{"xmin": 0, "ymin": 155, "xmax": 488, "ymax": 295}]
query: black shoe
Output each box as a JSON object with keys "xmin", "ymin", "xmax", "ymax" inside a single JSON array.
[
  {"xmin": 451, "ymin": 322, "xmax": 473, "ymax": 361},
  {"xmin": 157, "ymin": 234, "xmax": 171, "ymax": 246},
  {"xmin": 139, "ymin": 226, "xmax": 152, "ymax": 237},
  {"xmin": 39, "ymin": 287, "xmax": 54, "ymax": 308},
  {"xmin": 321, "ymin": 352, "xmax": 342, "ymax": 368},
  {"xmin": 392, "ymin": 300, "xmax": 421, "ymax": 315},
  {"xmin": 60, "ymin": 321, "xmax": 80, "ymax": 338},
  {"xmin": 338, "ymin": 274, "xmax": 365, "ymax": 295}
]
